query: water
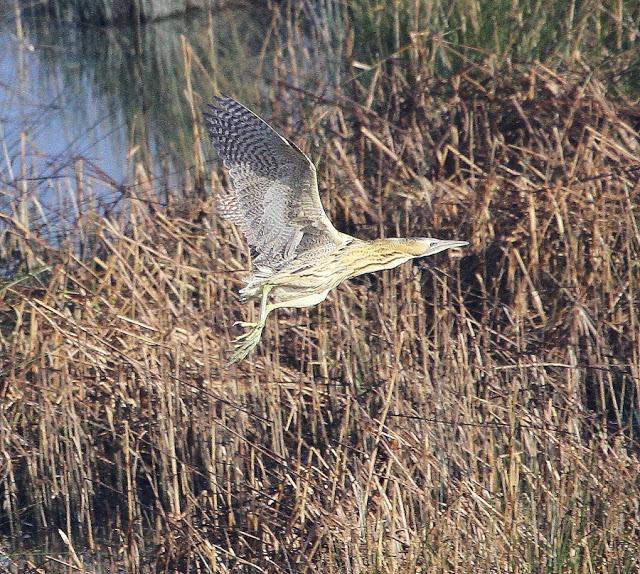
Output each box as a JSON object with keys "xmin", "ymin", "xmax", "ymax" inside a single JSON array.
[{"xmin": 0, "ymin": 6, "xmax": 275, "ymax": 232}]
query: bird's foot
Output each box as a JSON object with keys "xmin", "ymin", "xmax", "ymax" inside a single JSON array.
[
  {"xmin": 233, "ymin": 321, "xmax": 257, "ymax": 339},
  {"xmin": 229, "ymin": 323, "xmax": 265, "ymax": 364},
  {"xmin": 233, "ymin": 320, "xmax": 257, "ymax": 328}
]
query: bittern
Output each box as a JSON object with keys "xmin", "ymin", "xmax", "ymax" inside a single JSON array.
[{"xmin": 205, "ymin": 97, "xmax": 467, "ymax": 363}]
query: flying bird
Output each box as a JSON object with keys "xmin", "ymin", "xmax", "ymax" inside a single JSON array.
[{"xmin": 204, "ymin": 96, "xmax": 467, "ymax": 363}]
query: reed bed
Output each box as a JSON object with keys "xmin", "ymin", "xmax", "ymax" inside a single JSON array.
[{"xmin": 2, "ymin": 3, "xmax": 640, "ymax": 573}]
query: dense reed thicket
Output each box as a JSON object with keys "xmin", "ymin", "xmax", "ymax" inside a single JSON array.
[{"xmin": 1, "ymin": 1, "xmax": 640, "ymax": 572}]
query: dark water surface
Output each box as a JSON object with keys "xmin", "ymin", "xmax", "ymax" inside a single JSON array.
[{"xmin": 0, "ymin": 7, "xmax": 276, "ymax": 220}]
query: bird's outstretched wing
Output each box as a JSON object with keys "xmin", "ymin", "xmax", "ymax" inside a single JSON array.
[{"xmin": 204, "ymin": 96, "xmax": 344, "ymax": 273}]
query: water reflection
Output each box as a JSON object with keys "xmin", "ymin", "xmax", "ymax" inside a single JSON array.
[{"xmin": 0, "ymin": 6, "xmax": 272, "ymax": 189}]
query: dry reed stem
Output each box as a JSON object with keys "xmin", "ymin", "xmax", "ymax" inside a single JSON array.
[{"xmin": 1, "ymin": 57, "xmax": 640, "ymax": 572}]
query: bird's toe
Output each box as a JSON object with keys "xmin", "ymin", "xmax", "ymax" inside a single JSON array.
[{"xmin": 228, "ymin": 323, "xmax": 264, "ymax": 363}]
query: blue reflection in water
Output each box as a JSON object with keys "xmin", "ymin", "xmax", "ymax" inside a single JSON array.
[{"xmin": 0, "ymin": 8, "xmax": 272, "ymax": 243}]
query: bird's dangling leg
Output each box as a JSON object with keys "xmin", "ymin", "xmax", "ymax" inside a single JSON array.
[{"xmin": 229, "ymin": 285, "xmax": 274, "ymax": 364}]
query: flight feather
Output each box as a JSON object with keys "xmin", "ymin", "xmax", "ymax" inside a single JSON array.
[{"xmin": 204, "ymin": 97, "xmax": 343, "ymax": 274}]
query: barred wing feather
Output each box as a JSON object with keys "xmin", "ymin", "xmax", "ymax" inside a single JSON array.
[{"xmin": 204, "ymin": 97, "xmax": 343, "ymax": 272}]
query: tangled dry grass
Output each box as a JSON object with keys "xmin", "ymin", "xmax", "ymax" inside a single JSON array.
[{"xmin": 1, "ymin": 42, "xmax": 640, "ymax": 574}]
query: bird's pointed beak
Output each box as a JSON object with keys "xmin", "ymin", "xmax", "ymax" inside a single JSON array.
[{"xmin": 424, "ymin": 239, "xmax": 469, "ymax": 257}]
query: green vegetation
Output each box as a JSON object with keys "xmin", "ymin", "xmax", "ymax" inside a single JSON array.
[
  {"xmin": 1, "ymin": 0, "xmax": 639, "ymax": 572},
  {"xmin": 348, "ymin": 0, "xmax": 640, "ymax": 92}
]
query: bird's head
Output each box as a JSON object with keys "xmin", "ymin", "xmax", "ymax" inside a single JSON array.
[{"xmin": 395, "ymin": 237, "xmax": 469, "ymax": 258}]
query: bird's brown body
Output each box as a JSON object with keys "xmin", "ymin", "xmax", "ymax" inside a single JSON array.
[
  {"xmin": 246, "ymin": 238, "xmax": 423, "ymax": 306},
  {"xmin": 204, "ymin": 97, "xmax": 467, "ymax": 362}
]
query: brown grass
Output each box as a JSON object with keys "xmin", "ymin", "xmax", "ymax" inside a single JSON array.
[{"xmin": 1, "ymin": 18, "xmax": 640, "ymax": 574}]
